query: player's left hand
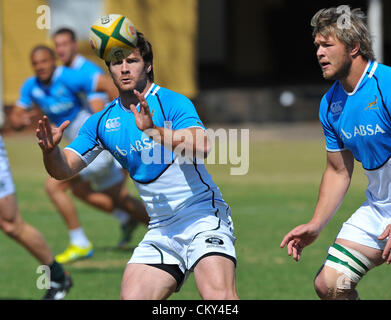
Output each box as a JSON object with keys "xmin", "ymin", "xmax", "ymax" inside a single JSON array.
[
  {"xmin": 130, "ymin": 89, "xmax": 155, "ymax": 132},
  {"xmin": 378, "ymin": 224, "xmax": 391, "ymax": 264}
]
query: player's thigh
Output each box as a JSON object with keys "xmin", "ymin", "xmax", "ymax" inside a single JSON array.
[
  {"xmin": 121, "ymin": 263, "xmax": 177, "ymax": 300},
  {"xmin": 336, "ymin": 238, "xmax": 384, "ymax": 266},
  {"xmin": 193, "ymin": 255, "xmax": 238, "ymax": 300}
]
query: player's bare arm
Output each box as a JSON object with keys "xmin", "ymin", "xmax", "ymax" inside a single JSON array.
[
  {"xmin": 88, "ymin": 98, "xmax": 106, "ymax": 113},
  {"xmin": 280, "ymin": 150, "xmax": 354, "ymax": 261},
  {"xmin": 36, "ymin": 115, "xmax": 86, "ymax": 179},
  {"xmin": 8, "ymin": 105, "xmax": 37, "ymax": 131},
  {"xmin": 130, "ymin": 89, "xmax": 211, "ymax": 159}
]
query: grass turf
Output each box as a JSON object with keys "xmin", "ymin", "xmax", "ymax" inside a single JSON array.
[{"xmin": 0, "ymin": 130, "xmax": 389, "ymax": 300}]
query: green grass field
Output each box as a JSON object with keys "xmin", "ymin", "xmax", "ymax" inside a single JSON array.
[{"xmin": 1, "ymin": 126, "xmax": 390, "ymax": 300}]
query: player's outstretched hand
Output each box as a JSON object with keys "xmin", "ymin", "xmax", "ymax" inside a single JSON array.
[
  {"xmin": 280, "ymin": 223, "xmax": 321, "ymax": 261},
  {"xmin": 36, "ymin": 116, "xmax": 70, "ymax": 154},
  {"xmin": 378, "ymin": 224, "xmax": 391, "ymax": 264},
  {"xmin": 130, "ymin": 89, "xmax": 155, "ymax": 132}
]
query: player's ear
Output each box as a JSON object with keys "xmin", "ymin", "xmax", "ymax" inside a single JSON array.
[
  {"xmin": 146, "ymin": 64, "xmax": 152, "ymax": 73},
  {"xmin": 350, "ymin": 41, "xmax": 361, "ymax": 57}
]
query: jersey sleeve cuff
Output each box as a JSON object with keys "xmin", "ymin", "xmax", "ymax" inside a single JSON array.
[
  {"xmin": 64, "ymin": 147, "xmax": 90, "ymax": 165},
  {"xmin": 15, "ymin": 101, "xmax": 32, "ymax": 109},
  {"xmin": 326, "ymin": 147, "xmax": 347, "ymax": 152}
]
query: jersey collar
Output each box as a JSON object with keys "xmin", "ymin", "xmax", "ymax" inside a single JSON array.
[
  {"xmin": 37, "ymin": 66, "xmax": 63, "ymax": 87},
  {"xmin": 341, "ymin": 60, "xmax": 373, "ymax": 96},
  {"xmin": 117, "ymin": 82, "xmax": 159, "ymax": 112},
  {"xmin": 71, "ymin": 55, "xmax": 85, "ymax": 70}
]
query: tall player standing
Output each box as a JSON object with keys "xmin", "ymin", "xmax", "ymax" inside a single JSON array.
[
  {"xmin": 35, "ymin": 25, "xmax": 238, "ymax": 299},
  {"xmin": 281, "ymin": 6, "xmax": 391, "ymax": 299}
]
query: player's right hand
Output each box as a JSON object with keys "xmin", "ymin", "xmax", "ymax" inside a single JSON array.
[
  {"xmin": 36, "ymin": 116, "xmax": 70, "ymax": 154},
  {"xmin": 280, "ymin": 223, "xmax": 321, "ymax": 262}
]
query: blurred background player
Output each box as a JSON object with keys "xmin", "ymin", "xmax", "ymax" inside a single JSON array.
[
  {"xmin": 0, "ymin": 132, "xmax": 72, "ymax": 299},
  {"xmin": 52, "ymin": 28, "xmax": 148, "ymax": 250},
  {"xmin": 10, "ymin": 45, "xmax": 148, "ymax": 264},
  {"xmin": 52, "ymin": 27, "xmax": 109, "ymax": 113},
  {"xmin": 281, "ymin": 6, "xmax": 391, "ymax": 300}
]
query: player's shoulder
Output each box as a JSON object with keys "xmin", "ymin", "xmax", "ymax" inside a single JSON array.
[
  {"xmin": 21, "ymin": 76, "xmax": 38, "ymax": 89},
  {"xmin": 154, "ymin": 84, "xmax": 193, "ymax": 105},
  {"xmin": 74, "ymin": 55, "xmax": 104, "ymax": 74},
  {"xmin": 371, "ymin": 62, "xmax": 391, "ymax": 84},
  {"xmin": 320, "ymin": 81, "xmax": 339, "ymax": 108},
  {"xmin": 56, "ymin": 65, "xmax": 78, "ymax": 79}
]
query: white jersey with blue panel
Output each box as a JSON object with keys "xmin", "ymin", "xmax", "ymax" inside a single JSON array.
[
  {"xmin": 16, "ymin": 66, "xmax": 98, "ymax": 128},
  {"xmin": 71, "ymin": 55, "xmax": 108, "ymax": 107},
  {"xmin": 66, "ymin": 83, "xmax": 230, "ymax": 228},
  {"xmin": 319, "ymin": 60, "xmax": 391, "ymax": 221}
]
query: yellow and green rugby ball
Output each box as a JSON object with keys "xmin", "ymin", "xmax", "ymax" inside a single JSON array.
[{"xmin": 89, "ymin": 14, "xmax": 138, "ymax": 62}]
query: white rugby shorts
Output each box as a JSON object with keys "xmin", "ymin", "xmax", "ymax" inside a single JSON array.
[
  {"xmin": 128, "ymin": 200, "xmax": 236, "ymax": 288},
  {"xmin": 336, "ymin": 201, "xmax": 391, "ymax": 250}
]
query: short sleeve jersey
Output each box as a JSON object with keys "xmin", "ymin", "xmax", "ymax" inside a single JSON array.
[
  {"xmin": 319, "ymin": 61, "xmax": 391, "ymax": 170},
  {"xmin": 16, "ymin": 66, "xmax": 97, "ymax": 126},
  {"xmin": 66, "ymin": 83, "xmax": 226, "ymax": 227},
  {"xmin": 71, "ymin": 55, "xmax": 108, "ymax": 104}
]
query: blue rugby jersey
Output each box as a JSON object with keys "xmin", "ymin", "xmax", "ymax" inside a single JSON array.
[
  {"xmin": 319, "ymin": 61, "xmax": 391, "ymax": 170},
  {"xmin": 66, "ymin": 83, "xmax": 228, "ymax": 227},
  {"xmin": 16, "ymin": 66, "xmax": 97, "ymax": 127},
  {"xmin": 70, "ymin": 55, "xmax": 108, "ymax": 105}
]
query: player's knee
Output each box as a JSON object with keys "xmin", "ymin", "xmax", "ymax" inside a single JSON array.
[
  {"xmin": 45, "ymin": 177, "xmax": 67, "ymax": 196},
  {"xmin": 0, "ymin": 216, "xmax": 24, "ymax": 239},
  {"xmin": 314, "ymin": 271, "xmax": 356, "ymax": 300},
  {"xmin": 199, "ymin": 280, "xmax": 238, "ymax": 300},
  {"xmin": 314, "ymin": 272, "xmax": 334, "ymax": 299},
  {"xmin": 45, "ymin": 178, "xmax": 57, "ymax": 195}
]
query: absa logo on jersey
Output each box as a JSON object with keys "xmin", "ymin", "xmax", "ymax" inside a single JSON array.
[
  {"xmin": 340, "ymin": 124, "xmax": 385, "ymax": 140},
  {"xmin": 105, "ymin": 117, "xmax": 121, "ymax": 132}
]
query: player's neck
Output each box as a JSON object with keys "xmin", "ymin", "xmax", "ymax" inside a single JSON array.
[
  {"xmin": 65, "ymin": 53, "xmax": 77, "ymax": 67},
  {"xmin": 120, "ymin": 81, "xmax": 152, "ymax": 109},
  {"xmin": 339, "ymin": 56, "xmax": 369, "ymax": 93}
]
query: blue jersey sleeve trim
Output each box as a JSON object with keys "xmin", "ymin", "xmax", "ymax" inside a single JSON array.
[
  {"xmin": 155, "ymin": 93, "xmax": 167, "ymax": 121},
  {"xmin": 370, "ymin": 73, "xmax": 391, "ymax": 123}
]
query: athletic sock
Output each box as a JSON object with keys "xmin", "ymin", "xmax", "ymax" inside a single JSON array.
[
  {"xmin": 112, "ymin": 208, "xmax": 131, "ymax": 225},
  {"xmin": 49, "ymin": 259, "xmax": 65, "ymax": 282},
  {"xmin": 69, "ymin": 227, "xmax": 91, "ymax": 248}
]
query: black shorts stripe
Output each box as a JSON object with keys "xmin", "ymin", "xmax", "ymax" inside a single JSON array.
[
  {"xmin": 147, "ymin": 263, "xmax": 184, "ymax": 291},
  {"xmin": 189, "ymin": 252, "xmax": 237, "ymax": 272}
]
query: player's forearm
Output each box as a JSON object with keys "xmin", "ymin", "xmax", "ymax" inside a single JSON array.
[
  {"xmin": 146, "ymin": 126, "xmax": 210, "ymax": 159},
  {"xmin": 310, "ymin": 167, "xmax": 351, "ymax": 231},
  {"xmin": 8, "ymin": 106, "xmax": 30, "ymax": 131},
  {"xmin": 42, "ymin": 147, "xmax": 78, "ymax": 180}
]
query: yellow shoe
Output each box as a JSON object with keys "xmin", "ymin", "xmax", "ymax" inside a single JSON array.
[{"xmin": 55, "ymin": 243, "xmax": 94, "ymax": 264}]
